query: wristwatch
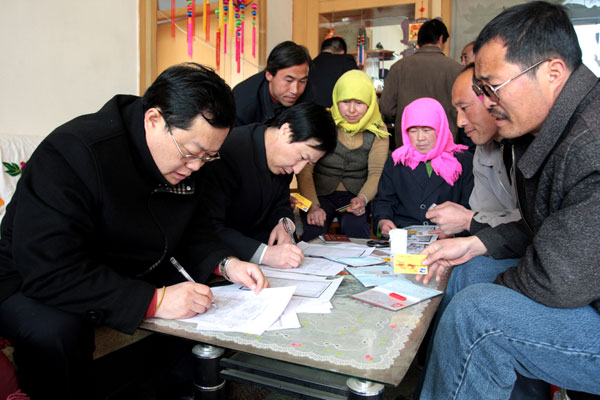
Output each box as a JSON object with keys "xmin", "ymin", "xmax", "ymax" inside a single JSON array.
[{"xmin": 219, "ymin": 256, "xmax": 237, "ymax": 282}]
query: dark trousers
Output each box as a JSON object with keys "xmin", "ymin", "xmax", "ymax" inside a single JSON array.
[
  {"xmin": 0, "ymin": 291, "xmax": 95, "ymax": 400},
  {"xmin": 0, "ymin": 291, "xmax": 198, "ymax": 400},
  {"xmin": 300, "ymin": 191, "xmax": 371, "ymax": 241}
]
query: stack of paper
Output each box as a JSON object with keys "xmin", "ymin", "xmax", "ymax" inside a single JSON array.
[
  {"xmin": 297, "ymin": 241, "xmax": 375, "ymax": 258},
  {"xmin": 179, "ymin": 285, "xmax": 296, "ymax": 335},
  {"xmin": 179, "ymin": 239, "xmax": 393, "ymax": 334},
  {"xmin": 260, "ymin": 268, "xmax": 343, "ymax": 330}
]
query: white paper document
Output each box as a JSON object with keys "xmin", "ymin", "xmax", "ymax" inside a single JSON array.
[
  {"xmin": 261, "ymin": 256, "xmax": 346, "ymax": 276},
  {"xmin": 260, "ymin": 269, "xmax": 343, "ymax": 305},
  {"xmin": 260, "ymin": 270, "xmax": 342, "ymax": 330},
  {"xmin": 297, "ymin": 241, "xmax": 375, "ymax": 258},
  {"xmin": 265, "ymin": 276, "xmax": 331, "ymax": 298},
  {"xmin": 325, "ymin": 256, "xmax": 387, "ymax": 267},
  {"xmin": 350, "ymin": 279, "xmax": 443, "ymax": 311},
  {"xmin": 267, "ymin": 308, "xmax": 301, "ymax": 331},
  {"xmin": 346, "ymin": 265, "xmax": 411, "ymax": 287},
  {"xmin": 179, "ymin": 285, "xmax": 295, "ymax": 335}
]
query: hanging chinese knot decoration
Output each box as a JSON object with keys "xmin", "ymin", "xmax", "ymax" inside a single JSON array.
[
  {"xmin": 356, "ymin": 26, "xmax": 366, "ymax": 68},
  {"xmin": 174, "ymin": 1, "xmax": 258, "ymax": 71},
  {"xmin": 230, "ymin": 0, "xmax": 256, "ymax": 73},
  {"xmin": 251, "ymin": 3, "xmax": 257, "ymax": 58},
  {"xmin": 215, "ymin": 4, "xmax": 221, "ymax": 69},
  {"xmin": 171, "ymin": 0, "xmax": 176, "ymax": 38},
  {"xmin": 188, "ymin": 0, "xmax": 196, "ymax": 58}
]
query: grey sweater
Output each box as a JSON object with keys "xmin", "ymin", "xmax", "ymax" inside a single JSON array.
[{"xmin": 476, "ymin": 65, "xmax": 600, "ymax": 313}]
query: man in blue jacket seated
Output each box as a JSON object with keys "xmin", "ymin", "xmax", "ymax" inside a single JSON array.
[
  {"xmin": 232, "ymin": 40, "xmax": 314, "ymax": 126},
  {"xmin": 200, "ymin": 103, "xmax": 337, "ymax": 269},
  {"xmin": 417, "ymin": 2, "xmax": 600, "ymax": 398},
  {"xmin": 0, "ymin": 63, "xmax": 267, "ymax": 399}
]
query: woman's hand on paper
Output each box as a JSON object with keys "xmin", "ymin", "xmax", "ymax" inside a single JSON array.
[
  {"xmin": 378, "ymin": 219, "xmax": 397, "ymax": 237},
  {"xmin": 307, "ymin": 205, "xmax": 326, "ymax": 226},
  {"xmin": 418, "ymin": 236, "xmax": 487, "ymax": 284},
  {"xmin": 226, "ymin": 259, "xmax": 269, "ymax": 294},
  {"xmin": 263, "ymin": 243, "xmax": 304, "ymax": 269},
  {"xmin": 154, "ymin": 282, "xmax": 215, "ymax": 319}
]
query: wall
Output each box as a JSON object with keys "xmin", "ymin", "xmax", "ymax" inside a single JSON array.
[
  {"xmin": 266, "ymin": 0, "xmax": 293, "ymax": 55},
  {"xmin": 450, "ymin": 0, "xmax": 564, "ymax": 60},
  {"xmin": 0, "ymin": 1, "xmax": 139, "ymax": 136}
]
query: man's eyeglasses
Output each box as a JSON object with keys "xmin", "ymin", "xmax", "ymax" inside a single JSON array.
[
  {"xmin": 472, "ymin": 59, "xmax": 550, "ymax": 103},
  {"xmin": 165, "ymin": 123, "xmax": 220, "ymax": 163}
]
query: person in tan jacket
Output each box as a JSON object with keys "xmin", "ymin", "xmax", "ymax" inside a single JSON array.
[{"xmin": 379, "ymin": 18, "xmax": 462, "ymax": 146}]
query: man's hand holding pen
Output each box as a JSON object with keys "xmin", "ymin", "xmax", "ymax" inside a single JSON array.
[{"xmin": 263, "ymin": 218, "xmax": 304, "ymax": 269}]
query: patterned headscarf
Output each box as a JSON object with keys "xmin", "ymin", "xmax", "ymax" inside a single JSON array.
[
  {"xmin": 329, "ymin": 70, "xmax": 389, "ymax": 138},
  {"xmin": 391, "ymin": 97, "xmax": 467, "ymax": 185}
]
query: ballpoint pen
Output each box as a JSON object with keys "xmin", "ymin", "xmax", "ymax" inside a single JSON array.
[
  {"xmin": 282, "ymin": 218, "xmax": 296, "ymax": 245},
  {"xmin": 170, "ymin": 257, "xmax": 217, "ymax": 308}
]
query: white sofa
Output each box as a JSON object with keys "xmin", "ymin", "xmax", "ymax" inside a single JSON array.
[{"xmin": 0, "ymin": 134, "xmax": 149, "ymax": 362}]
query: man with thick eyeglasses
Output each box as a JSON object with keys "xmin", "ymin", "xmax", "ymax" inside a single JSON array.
[
  {"xmin": 418, "ymin": 2, "xmax": 600, "ymax": 399},
  {"xmin": 0, "ymin": 63, "xmax": 268, "ymax": 399},
  {"xmin": 472, "ymin": 58, "xmax": 550, "ymax": 104},
  {"xmin": 164, "ymin": 115, "xmax": 221, "ymax": 162}
]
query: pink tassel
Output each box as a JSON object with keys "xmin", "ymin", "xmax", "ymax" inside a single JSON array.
[
  {"xmin": 171, "ymin": 0, "xmax": 176, "ymax": 38},
  {"xmin": 252, "ymin": 26, "xmax": 256, "ymax": 58}
]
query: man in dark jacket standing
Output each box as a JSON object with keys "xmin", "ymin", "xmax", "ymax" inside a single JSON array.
[
  {"xmin": 0, "ymin": 63, "xmax": 267, "ymax": 399},
  {"xmin": 232, "ymin": 41, "xmax": 313, "ymax": 126},
  {"xmin": 309, "ymin": 37, "xmax": 358, "ymax": 108},
  {"xmin": 418, "ymin": 2, "xmax": 600, "ymax": 398}
]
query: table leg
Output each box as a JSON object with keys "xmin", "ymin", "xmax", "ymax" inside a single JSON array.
[
  {"xmin": 192, "ymin": 343, "xmax": 225, "ymax": 400},
  {"xmin": 346, "ymin": 378, "xmax": 385, "ymax": 399}
]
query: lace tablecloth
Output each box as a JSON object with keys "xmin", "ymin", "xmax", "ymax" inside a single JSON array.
[{"xmin": 149, "ymin": 275, "xmax": 434, "ymax": 370}]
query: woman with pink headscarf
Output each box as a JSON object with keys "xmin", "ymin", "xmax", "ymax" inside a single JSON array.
[{"xmin": 373, "ymin": 97, "xmax": 474, "ymax": 237}]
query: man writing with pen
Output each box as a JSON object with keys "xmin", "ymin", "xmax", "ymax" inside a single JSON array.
[
  {"xmin": 0, "ymin": 63, "xmax": 268, "ymax": 399},
  {"xmin": 200, "ymin": 103, "xmax": 337, "ymax": 269}
]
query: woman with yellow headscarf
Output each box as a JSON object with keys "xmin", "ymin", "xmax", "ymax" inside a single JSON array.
[{"xmin": 297, "ymin": 70, "xmax": 390, "ymax": 240}]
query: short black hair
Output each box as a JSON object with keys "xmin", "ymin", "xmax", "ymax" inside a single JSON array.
[
  {"xmin": 417, "ymin": 18, "xmax": 449, "ymax": 47},
  {"xmin": 321, "ymin": 37, "xmax": 347, "ymax": 54},
  {"xmin": 473, "ymin": 1, "xmax": 582, "ymax": 71},
  {"xmin": 265, "ymin": 41, "xmax": 312, "ymax": 76},
  {"xmin": 142, "ymin": 63, "xmax": 235, "ymax": 130},
  {"xmin": 268, "ymin": 103, "xmax": 337, "ymax": 153}
]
